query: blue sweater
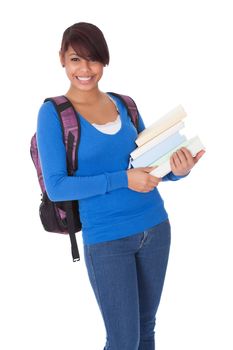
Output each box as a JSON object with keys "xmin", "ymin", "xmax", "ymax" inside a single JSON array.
[{"xmin": 37, "ymin": 93, "xmax": 183, "ymax": 245}]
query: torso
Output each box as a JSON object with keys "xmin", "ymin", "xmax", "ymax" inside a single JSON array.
[{"xmin": 66, "ymin": 93, "xmax": 119, "ymax": 125}]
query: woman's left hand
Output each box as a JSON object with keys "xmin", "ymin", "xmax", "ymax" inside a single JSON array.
[{"xmin": 170, "ymin": 147, "xmax": 205, "ymax": 176}]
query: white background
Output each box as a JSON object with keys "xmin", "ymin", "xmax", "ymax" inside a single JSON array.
[{"xmin": 1, "ymin": 0, "xmax": 232, "ymax": 349}]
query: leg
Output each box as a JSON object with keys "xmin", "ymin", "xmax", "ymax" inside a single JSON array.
[
  {"xmin": 136, "ymin": 220, "xmax": 171, "ymax": 350},
  {"xmin": 84, "ymin": 234, "xmax": 143, "ymax": 350}
]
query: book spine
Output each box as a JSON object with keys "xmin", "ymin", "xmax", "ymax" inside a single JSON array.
[
  {"xmin": 130, "ymin": 121, "xmax": 185, "ymax": 160},
  {"xmin": 131, "ymin": 133, "xmax": 187, "ymax": 168},
  {"xmin": 149, "ymin": 140, "xmax": 189, "ymax": 167},
  {"xmin": 135, "ymin": 105, "xmax": 187, "ymax": 147}
]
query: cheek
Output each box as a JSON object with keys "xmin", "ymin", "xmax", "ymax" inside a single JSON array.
[
  {"xmin": 93, "ymin": 64, "xmax": 104, "ymax": 76},
  {"xmin": 98, "ymin": 69, "xmax": 103, "ymax": 78},
  {"xmin": 65, "ymin": 67, "xmax": 76, "ymax": 79}
]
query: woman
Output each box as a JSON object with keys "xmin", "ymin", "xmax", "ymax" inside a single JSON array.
[{"xmin": 37, "ymin": 22, "xmax": 204, "ymax": 350}]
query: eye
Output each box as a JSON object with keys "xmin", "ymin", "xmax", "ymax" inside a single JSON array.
[{"xmin": 71, "ymin": 57, "xmax": 80, "ymax": 62}]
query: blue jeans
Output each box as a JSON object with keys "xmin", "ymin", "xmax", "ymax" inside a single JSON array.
[{"xmin": 84, "ymin": 219, "xmax": 171, "ymax": 350}]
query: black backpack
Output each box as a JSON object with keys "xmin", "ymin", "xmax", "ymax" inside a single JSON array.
[{"xmin": 30, "ymin": 93, "xmax": 139, "ymax": 262}]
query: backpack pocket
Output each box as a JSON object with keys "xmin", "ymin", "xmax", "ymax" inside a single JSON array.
[{"xmin": 39, "ymin": 192, "xmax": 68, "ymax": 233}]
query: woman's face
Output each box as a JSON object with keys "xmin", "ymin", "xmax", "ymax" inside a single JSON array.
[{"xmin": 60, "ymin": 45, "xmax": 104, "ymax": 92}]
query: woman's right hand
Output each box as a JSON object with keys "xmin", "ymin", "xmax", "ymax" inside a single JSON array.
[{"xmin": 126, "ymin": 167, "xmax": 161, "ymax": 193}]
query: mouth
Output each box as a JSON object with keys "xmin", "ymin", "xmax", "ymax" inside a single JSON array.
[{"xmin": 76, "ymin": 76, "xmax": 93, "ymax": 82}]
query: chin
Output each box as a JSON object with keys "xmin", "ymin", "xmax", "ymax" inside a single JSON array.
[{"xmin": 76, "ymin": 83, "xmax": 98, "ymax": 92}]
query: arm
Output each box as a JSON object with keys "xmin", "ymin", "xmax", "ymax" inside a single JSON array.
[{"xmin": 37, "ymin": 102, "xmax": 128, "ymax": 201}]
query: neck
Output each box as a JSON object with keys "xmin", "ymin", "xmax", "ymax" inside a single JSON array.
[{"xmin": 65, "ymin": 86, "xmax": 103, "ymax": 105}]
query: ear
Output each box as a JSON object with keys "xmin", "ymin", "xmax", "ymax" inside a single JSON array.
[{"xmin": 59, "ymin": 50, "xmax": 65, "ymax": 67}]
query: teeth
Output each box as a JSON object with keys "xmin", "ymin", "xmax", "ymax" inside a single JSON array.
[{"xmin": 76, "ymin": 76, "xmax": 92, "ymax": 81}]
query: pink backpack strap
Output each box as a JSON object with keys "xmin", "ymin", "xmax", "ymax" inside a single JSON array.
[
  {"xmin": 44, "ymin": 95, "xmax": 80, "ymax": 174},
  {"xmin": 107, "ymin": 92, "xmax": 139, "ymax": 132},
  {"xmin": 43, "ymin": 96, "xmax": 81, "ymax": 261}
]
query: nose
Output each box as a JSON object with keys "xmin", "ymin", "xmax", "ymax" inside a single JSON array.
[{"xmin": 79, "ymin": 59, "xmax": 90, "ymax": 72}]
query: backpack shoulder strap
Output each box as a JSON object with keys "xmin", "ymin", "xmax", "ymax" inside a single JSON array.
[
  {"xmin": 44, "ymin": 96, "xmax": 80, "ymax": 262},
  {"xmin": 44, "ymin": 95, "xmax": 80, "ymax": 174},
  {"xmin": 107, "ymin": 92, "xmax": 140, "ymax": 133}
]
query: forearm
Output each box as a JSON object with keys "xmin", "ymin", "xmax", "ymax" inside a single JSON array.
[{"xmin": 43, "ymin": 170, "xmax": 128, "ymax": 201}]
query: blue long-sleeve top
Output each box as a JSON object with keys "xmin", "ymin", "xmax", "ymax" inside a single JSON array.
[{"xmin": 37, "ymin": 93, "xmax": 183, "ymax": 245}]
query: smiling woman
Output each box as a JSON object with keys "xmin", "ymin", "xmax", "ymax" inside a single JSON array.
[
  {"xmin": 61, "ymin": 46, "xmax": 104, "ymax": 92},
  {"xmin": 36, "ymin": 21, "xmax": 204, "ymax": 350},
  {"xmin": 58, "ymin": 22, "xmax": 114, "ymax": 121}
]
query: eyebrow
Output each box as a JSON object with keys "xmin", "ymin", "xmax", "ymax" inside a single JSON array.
[{"xmin": 68, "ymin": 52, "xmax": 79, "ymax": 56}]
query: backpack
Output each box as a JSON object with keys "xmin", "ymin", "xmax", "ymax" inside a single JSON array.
[{"xmin": 30, "ymin": 92, "xmax": 140, "ymax": 262}]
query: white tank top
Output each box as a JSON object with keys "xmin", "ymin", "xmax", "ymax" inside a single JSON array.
[
  {"xmin": 92, "ymin": 114, "xmax": 121, "ymax": 134},
  {"xmin": 91, "ymin": 95, "xmax": 122, "ymax": 135}
]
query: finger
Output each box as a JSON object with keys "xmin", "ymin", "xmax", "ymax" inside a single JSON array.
[
  {"xmin": 149, "ymin": 181, "xmax": 159, "ymax": 189},
  {"xmin": 148, "ymin": 181, "xmax": 159, "ymax": 189},
  {"xmin": 170, "ymin": 150, "xmax": 189, "ymax": 174},
  {"xmin": 194, "ymin": 149, "xmax": 205, "ymax": 163},
  {"xmin": 170, "ymin": 153, "xmax": 176, "ymax": 171},
  {"xmin": 176, "ymin": 148, "xmax": 190, "ymax": 164},
  {"xmin": 179, "ymin": 147, "xmax": 195, "ymax": 166},
  {"xmin": 152, "ymin": 178, "xmax": 161, "ymax": 187},
  {"xmin": 150, "ymin": 174, "xmax": 161, "ymax": 182},
  {"xmin": 180, "ymin": 147, "xmax": 193, "ymax": 161},
  {"xmin": 171, "ymin": 151, "xmax": 183, "ymax": 167}
]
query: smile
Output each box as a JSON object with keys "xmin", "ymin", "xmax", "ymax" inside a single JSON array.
[{"xmin": 76, "ymin": 76, "xmax": 92, "ymax": 81}]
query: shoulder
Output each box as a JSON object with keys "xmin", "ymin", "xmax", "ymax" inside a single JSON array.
[
  {"xmin": 107, "ymin": 92, "xmax": 137, "ymax": 104},
  {"xmin": 37, "ymin": 100, "xmax": 60, "ymax": 124},
  {"xmin": 37, "ymin": 100, "xmax": 62, "ymax": 133},
  {"xmin": 107, "ymin": 92, "xmax": 139, "ymax": 113},
  {"xmin": 38, "ymin": 100, "xmax": 58, "ymax": 117}
]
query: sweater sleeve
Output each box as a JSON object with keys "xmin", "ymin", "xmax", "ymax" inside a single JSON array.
[
  {"xmin": 36, "ymin": 102, "xmax": 128, "ymax": 201},
  {"xmin": 162, "ymin": 171, "xmax": 189, "ymax": 181},
  {"xmin": 137, "ymin": 112, "xmax": 188, "ymax": 182}
]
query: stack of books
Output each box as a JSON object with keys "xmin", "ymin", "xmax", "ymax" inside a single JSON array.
[{"xmin": 130, "ymin": 105, "xmax": 205, "ymax": 177}]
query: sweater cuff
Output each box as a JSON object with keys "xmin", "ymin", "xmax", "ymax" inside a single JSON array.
[
  {"xmin": 163, "ymin": 171, "xmax": 190, "ymax": 181},
  {"xmin": 105, "ymin": 170, "xmax": 128, "ymax": 192}
]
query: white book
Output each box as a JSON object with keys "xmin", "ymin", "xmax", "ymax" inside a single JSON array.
[
  {"xmin": 149, "ymin": 136, "xmax": 205, "ymax": 178},
  {"xmin": 136, "ymin": 105, "xmax": 187, "ymax": 147},
  {"xmin": 130, "ymin": 121, "xmax": 185, "ymax": 160},
  {"xmin": 131, "ymin": 133, "xmax": 187, "ymax": 168}
]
